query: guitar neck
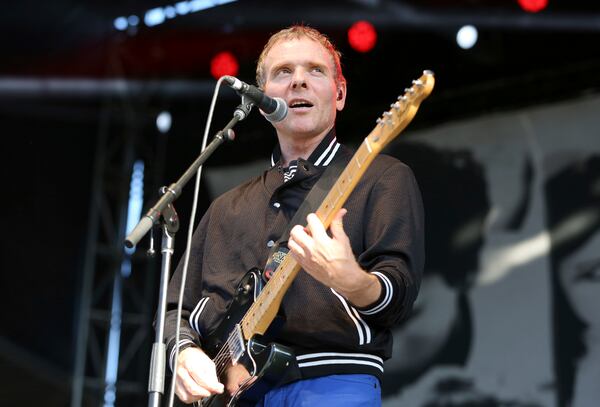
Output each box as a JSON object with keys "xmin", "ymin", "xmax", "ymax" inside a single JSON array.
[{"xmin": 239, "ymin": 71, "xmax": 435, "ymax": 341}]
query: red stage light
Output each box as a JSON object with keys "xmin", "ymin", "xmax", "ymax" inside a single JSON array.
[
  {"xmin": 210, "ymin": 51, "xmax": 239, "ymax": 80},
  {"xmin": 517, "ymin": 0, "xmax": 548, "ymax": 13},
  {"xmin": 348, "ymin": 21, "xmax": 377, "ymax": 53}
]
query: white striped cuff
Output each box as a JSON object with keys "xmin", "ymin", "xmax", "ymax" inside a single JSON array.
[
  {"xmin": 169, "ymin": 338, "xmax": 196, "ymax": 372},
  {"xmin": 357, "ymin": 272, "xmax": 394, "ymax": 316}
]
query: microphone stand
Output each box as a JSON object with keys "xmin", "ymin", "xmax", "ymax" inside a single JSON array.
[{"xmin": 124, "ymin": 97, "xmax": 254, "ymax": 407}]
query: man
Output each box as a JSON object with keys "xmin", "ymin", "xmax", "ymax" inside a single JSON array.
[{"xmin": 164, "ymin": 25, "xmax": 424, "ymax": 406}]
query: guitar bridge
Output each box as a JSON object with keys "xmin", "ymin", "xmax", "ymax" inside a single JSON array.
[{"xmin": 229, "ymin": 324, "xmax": 246, "ymax": 365}]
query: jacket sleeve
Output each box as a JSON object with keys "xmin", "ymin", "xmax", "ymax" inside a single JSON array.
[
  {"xmin": 163, "ymin": 204, "xmax": 212, "ymax": 372},
  {"xmin": 353, "ymin": 160, "xmax": 424, "ymax": 327}
]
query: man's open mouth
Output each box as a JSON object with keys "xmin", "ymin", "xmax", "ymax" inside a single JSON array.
[{"xmin": 289, "ymin": 99, "xmax": 314, "ymax": 109}]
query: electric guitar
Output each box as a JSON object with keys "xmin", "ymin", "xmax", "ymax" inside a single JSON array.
[{"xmin": 198, "ymin": 71, "xmax": 435, "ymax": 407}]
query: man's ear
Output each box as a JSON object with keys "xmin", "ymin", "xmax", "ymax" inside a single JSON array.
[{"xmin": 336, "ymin": 82, "xmax": 347, "ymax": 111}]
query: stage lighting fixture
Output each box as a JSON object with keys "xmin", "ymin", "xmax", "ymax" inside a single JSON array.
[
  {"xmin": 210, "ymin": 51, "xmax": 239, "ymax": 80},
  {"xmin": 348, "ymin": 21, "xmax": 377, "ymax": 53},
  {"xmin": 156, "ymin": 111, "xmax": 172, "ymax": 134},
  {"xmin": 127, "ymin": 15, "xmax": 139, "ymax": 27},
  {"xmin": 456, "ymin": 25, "xmax": 478, "ymax": 49},
  {"xmin": 113, "ymin": 16, "xmax": 128, "ymax": 31},
  {"xmin": 517, "ymin": 0, "xmax": 548, "ymax": 13},
  {"xmin": 113, "ymin": 0, "xmax": 239, "ymax": 31}
]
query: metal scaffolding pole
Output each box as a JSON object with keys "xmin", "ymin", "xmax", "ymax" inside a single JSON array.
[{"xmin": 70, "ymin": 78, "xmax": 166, "ymax": 406}]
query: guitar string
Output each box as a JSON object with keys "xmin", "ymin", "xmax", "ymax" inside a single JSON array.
[
  {"xmin": 212, "ymin": 335, "xmax": 236, "ymax": 375},
  {"xmin": 211, "ymin": 156, "xmax": 362, "ymax": 374},
  {"xmin": 210, "ymin": 266, "xmax": 287, "ymax": 377},
  {"xmin": 211, "ymin": 145, "xmax": 358, "ymax": 374},
  {"xmin": 212, "ymin": 323, "xmax": 250, "ymax": 377},
  {"xmin": 210, "ymin": 147, "xmax": 370, "ymax": 386},
  {"xmin": 210, "ymin": 132, "xmax": 381, "ymax": 381},
  {"xmin": 214, "ymin": 113, "xmax": 372, "ymax": 370},
  {"xmin": 208, "ymin": 153, "xmax": 367, "ymax": 393}
]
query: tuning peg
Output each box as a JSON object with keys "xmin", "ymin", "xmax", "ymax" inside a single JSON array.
[
  {"xmin": 412, "ymin": 79, "xmax": 423, "ymax": 87},
  {"xmin": 404, "ymin": 87, "xmax": 415, "ymax": 94},
  {"xmin": 377, "ymin": 116, "xmax": 393, "ymax": 127},
  {"xmin": 390, "ymin": 102, "xmax": 401, "ymax": 110},
  {"xmin": 397, "ymin": 95, "xmax": 407, "ymax": 102}
]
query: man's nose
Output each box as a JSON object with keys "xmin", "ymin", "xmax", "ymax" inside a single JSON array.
[{"xmin": 291, "ymin": 69, "xmax": 308, "ymax": 89}]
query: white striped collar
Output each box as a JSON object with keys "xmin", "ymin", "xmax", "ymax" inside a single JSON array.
[{"xmin": 270, "ymin": 128, "xmax": 341, "ymax": 169}]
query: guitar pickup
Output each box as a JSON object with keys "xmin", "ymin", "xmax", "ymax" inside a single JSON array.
[{"xmin": 228, "ymin": 324, "xmax": 246, "ymax": 365}]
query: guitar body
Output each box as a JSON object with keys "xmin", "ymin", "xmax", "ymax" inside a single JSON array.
[{"xmin": 200, "ymin": 269, "xmax": 295, "ymax": 407}]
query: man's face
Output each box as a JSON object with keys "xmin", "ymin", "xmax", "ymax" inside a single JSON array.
[{"xmin": 261, "ymin": 37, "xmax": 346, "ymax": 142}]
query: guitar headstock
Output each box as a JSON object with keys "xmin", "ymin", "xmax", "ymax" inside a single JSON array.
[{"xmin": 366, "ymin": 70, "xmax": 435, "ymax": 151}]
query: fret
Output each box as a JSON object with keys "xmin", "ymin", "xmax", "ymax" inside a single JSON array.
[
  {"xmin": 344, "ymin": 171, "xmax": 354, "ymax": 187},
  {"xmin": 336, "ymin": 181, "xmax": 344, "ymax": 200},
  {"xmin": 364, "ymin": 137, "xmax": 373, "ymax": 153},
  {"xmin": 342, "ymin": 168, "xmax": 356, "ymax": 189},
  {"xmin": 354, "ymin": 155, "xmax": 362, "ymax": 169},
  {"xmin": 355, "ymin": 146, "xmax": 372, "ymax": 166}
]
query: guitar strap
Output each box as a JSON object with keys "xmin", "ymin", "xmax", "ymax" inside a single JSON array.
[{"xmin": 263, "ymin": 152, "xmax": 351, "ymax": 281}]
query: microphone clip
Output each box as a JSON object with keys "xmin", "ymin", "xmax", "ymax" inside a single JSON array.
[{"xmin": 234, "ymin": 94, "xmax": 254, "ymax": 121}]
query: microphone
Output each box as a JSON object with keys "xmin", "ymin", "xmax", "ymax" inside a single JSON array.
[{"xmin": 223, "ymin": 76, "xmax": 288, "ymax": 122}]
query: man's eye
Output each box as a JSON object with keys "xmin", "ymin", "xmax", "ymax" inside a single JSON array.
[{"xmin": 312, "ymin": 67, "xmax": 323, "ymax": 73}]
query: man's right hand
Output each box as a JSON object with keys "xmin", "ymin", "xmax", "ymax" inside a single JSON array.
[{"xmin": 175, "ymin": 347, "xmax": 224, "ymax": 404}]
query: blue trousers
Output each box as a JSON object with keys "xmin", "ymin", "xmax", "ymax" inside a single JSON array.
[{"xmin": 255, "ymin": 374, "xmax": 381, "ymax": 407}]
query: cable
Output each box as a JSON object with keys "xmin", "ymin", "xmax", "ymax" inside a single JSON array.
[{"xmin": 167, "ymin": 76, "xmax": 228, "ymax": 407}]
